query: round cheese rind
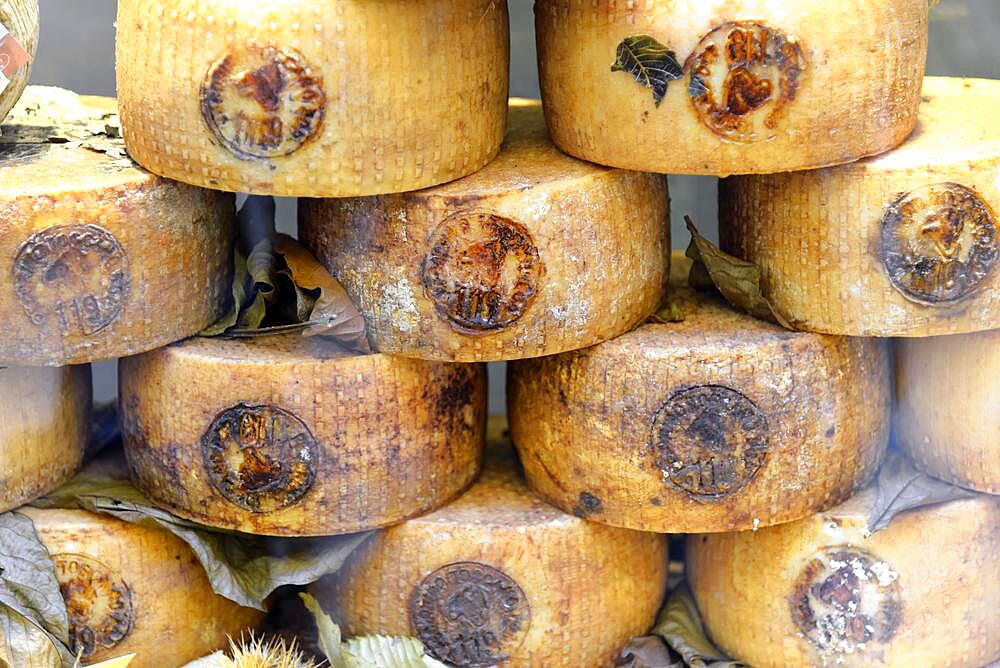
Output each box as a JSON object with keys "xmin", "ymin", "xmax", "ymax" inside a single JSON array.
[
  {"xmin": 0, "ymin": 87, "xmax": 236, "ymax": 366},
  {"xmin": 895, "ymin": 330, "xmax": 1000, "ymax": 494},
  {"xmin": 319, "ymin": 421, "xmax": 668, "ymax": 668},
  {"xmin": 18, "ymin": 507, "xmax": 264, "ymax": 668},
  {"xmin": 687, "ymin": 489, "xmax": 1000, "ymax": 668},
  {"xmin": 507, "ymin": 255, "xmax": 890, "ymax": 534},
  {"xmin": 535, "ymin": 0, "xmax": 927, "ymax": 176},
  {"xmin": 119, "ymin": 334, "xmax": 487, "ymax": 536},
  {"xmin": 115, "ymin": 0, "xmax": 509, "ymax": 197},
  {"xmin": 299, "ymin": 100, "xmax": 671, "ymax": 362},
  {"xmin": 720, "ymin": 77, "xmax": 1000, "ymax": 336},
  {"xmin": 0, "ymin": 365, "xmax": 90, "ymax": 513},
  {"xmin": 0, "ymin": 0, "xmax": 38, "ymax": 122}
]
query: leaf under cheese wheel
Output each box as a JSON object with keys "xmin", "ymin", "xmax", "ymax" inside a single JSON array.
[{"xmin": 611, "ymin": 35, "xmax": 682, "ymax": 106}]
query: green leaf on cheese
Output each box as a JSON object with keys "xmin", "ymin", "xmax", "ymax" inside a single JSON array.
[{"xmin": 611, "ymin": 36, "xmax": 683, "ymax": 106}]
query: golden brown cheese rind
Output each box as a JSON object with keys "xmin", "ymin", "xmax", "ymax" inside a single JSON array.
[
  {"xmin": 687, "ymin": 490, "xmax": 1000, "ymax": 667},
  {"xmin": 320, "ymin": 420, "xmax": 668, "ymax": 668},
  {"xmin": 300, "ymin": 101, "xmax": 671, "ymax": 362},
  {"xmin": 0, "ymin": 0, "xmax": 38, "ymax": 122},
  {"xmin": 536, "ymin": 0, "xmax": 927, "ymax": 175},
  {"xmin": 116, "ymin": 0, "xmax": 509, "ymax": 196},
  {"xmin": 119, "ymin": 334, "xmax": 487, "ymax": 536},
  {"xmin": 720, "ymin": 77, "xmax": 1000, "ymax": 336}
]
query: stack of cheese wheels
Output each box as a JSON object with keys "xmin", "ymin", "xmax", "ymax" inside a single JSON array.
[
  {"xmin": 895, "ymin": 330, "xmax": 1000, "ymax": 494},
  {"xmin": 0, "ymin": 365, "xmax": 90, "ymax": 512},
  {"xmin": 687, "ymin": 482, "xmax": 1000, "ymax": 667},
  {"xmin": 319, "ymin": 419, "xmax": 668, "ymax": 667},
  {"xmin": 508, "ymin": 254, "xmax": 890, "ymax": 533},
  {"xmin": 18, "ymin": 507, "xmax": 264, "ymax": 668},
  {"xmin": 720, "ymin": 77, "xmax": 1000, "ymax": 336},
  {"xmin": 119, "ymin": 334, "xmax": 487, "ymax": 536},
  {"xmin": 300, "ymin": 99, "xmax": 671, "ymax": 362},
  {"xmin": 0, "ymin": 0, "xmax": 38, "ymax": 121},
  {"xmin": 115, "ymin": 0, "xmax": 509, "ymax": 197},
  {"xmin": 535, "ymin": 0, "xmax": 928, "ymax": 175},
  {"xmin": 0, "ymin": 87, "xmax": 235, "ymax": 366}
]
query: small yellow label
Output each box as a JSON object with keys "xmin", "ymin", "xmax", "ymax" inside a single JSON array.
[{"xmin": 85, "ymin": 655, "xmax": 136, "ymax": 668}]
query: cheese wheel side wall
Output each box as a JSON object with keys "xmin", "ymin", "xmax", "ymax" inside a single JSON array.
[
  {"xmin": 508, "ymin": 331, "xmax": 890, "ymax": 533},
  {"xmin": 687, "ymin": 496, "xmax": 1000, "ymax": 667},
  {"xmin": 299, "ymin": 171, "xmax": 670, "ymax": 362},
  {"xmin": 895, "ymin": 330, "xmax": 1000, "ymax": 493},
  {"xmin": 0, "ymin": 0, "xmax": 38, "ymax": 122},
  {"xmin": 0, "ymin": 365, "xmax": 90, "ymax": 512},
  {"xmin": 536, "ymin": 0, "xmax": 927, "ymax": 175},
  {"xmin": 119, "ymin": 344, "xmax": 487, "ymax": 536},
  {"xmin": 116, "ymin": 0, "xmax": 509, "ymax": 196}
]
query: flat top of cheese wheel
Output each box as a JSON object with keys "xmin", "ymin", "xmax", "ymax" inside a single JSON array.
[
  {"xmin": 0, "ymin": 86, "xmax": 149, "ymax": 197},
  {"xmin": 165, "ymin": 333, "xmax": 360, "ymax": 365},
  {"xmin": 862, "ymin": 77, "xmax": 1000, "ymax": 170},
  {"xmin": 413, "ymin": 98, "xmax": 612, "ymax": 200}
]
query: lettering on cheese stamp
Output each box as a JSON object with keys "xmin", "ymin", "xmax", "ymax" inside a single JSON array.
[{"xmin": 53, "ymin": 554, "xmax": 134, "ymax": 660}]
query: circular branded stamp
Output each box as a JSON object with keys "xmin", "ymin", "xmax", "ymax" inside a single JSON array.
[
  {"xmin": 650, "ymin": 385, "xmax": 769, "ymax": 500},
  {"xmin": 687, "ymin": 21, "xmax": 805, "ymax": 142},
  {"xmin": 410, "ymin": 562, "xmax": 531, "ymax": 666},
  {"xmin": 881, "ymin": 182, "xmax": 998, "ymax": 305},
  {"xmin": 790, "ymin": 547, "xmax": 902, "ymax": 658},
  {"xmin": 201, "ymin": 403, "xmax": 318, "ymax": 513},
  {"xmin": 53, "ymin": 554, "xmax": 134, "ymax": 660},
  {"xmin": 201, "ymin": 44, "xmax": 326, "ymax": 160},
  {"xmin": 423, "ymin": 211, "xmax": 544, "ymax": 334},
  {"xmin": 12, "ymin": 224, "xmax": 131, "ymax": 336}
]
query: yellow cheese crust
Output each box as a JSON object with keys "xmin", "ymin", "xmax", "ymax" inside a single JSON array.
[
  {"xmin": 896, "ymin": 330, "xmax": 1000, "ymax": 494},
  {"xmin": 0, "ymin": 365, "xmax": 90, "ymax": 513},
  {"xmin": 720, "ymin": 77, "xmax": 1000, "ymax": 336},
  {"xmin": 18, "ymin": 507, "xmax": 264, "ymax": 668},
  {"xmin": 687, "ymin": 489, "xmax": 1000, "ymax": 668},
  {"xmin": 0, "ymin": 0, "xmax": 37, "ymax": 122},
  {"xmin": 536, "ymin": 0, "xmax": 927, "ymax": 176},
  {"xmin": 508, "ymin": 255, "xmax": 890, "ymax": 533},
  {"xmin": 300, "ymin": 100, "xmax": 671, "ymax": 362},
  {"xmin": 320, "ymin": 420, "xmax": 668, "ymax": 668},
  {"xmin": 116, "ymin": 0, "xmax": 509, "ymax": 196},
  {"xmin": 119, "ymin": 334, "xmax": 487, "ymax": 536}
]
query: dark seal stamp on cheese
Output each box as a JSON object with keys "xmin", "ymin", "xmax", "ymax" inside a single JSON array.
[
  {"xmin": 651, "ymin": 385, "xmax": 769, "ymax": 500},
  {"xmin": 881, "ymin": 182, "xmax": 998, "ymax": 306},
  {"xmin": 53, "ymin": 554, "xmax": 134, "ymax": 660},
  {"xmin": 423, "ymin": 211, "xmax": 544, "ymax": 334},
  {"xmin": 790, "ymin": 547, "xmax": 902, "ymax": 658},
  {"xmin": 687, "ymin": 21, "xmax": 805, "ymax": 142},
  {"xmin": 201, "ymin": 403, "xmax": 318, "ymax": 513},
  {"xmin": 201, "ymin": 44, "xmax": 326, "ymax": 160},
  {"xmin": 411, "ymin": 561, "xmax": 530, "ymax": 666},
  {"xmin": 12, "ymin": 224, "xmax": 131, "ymax": 336}
]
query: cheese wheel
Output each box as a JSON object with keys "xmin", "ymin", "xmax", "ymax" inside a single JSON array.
[
  {"xmin": 299, "ymin": 100, "xmax": 671, "ymax": 362},
  {"xmin": 17, "ymin": 507, "xmax": 264, "ymax": 668},
  {"xmin": 319, "ymin": 419, "xmax": 668, "ymax": 668},
  {"xmin": 508, "ymin": 254, "xmax": 890, "ymax": 534},
  {"xmin": 119, "ymin": 334, "xmax": 486, "ymax": 536},
  {"xmin": 686, "ymin": 488, "xmax": 1000, "ymax": 667},
  {"xmin": 115, "ymin": 0, "xmax": 509, "ymax": 197},
  {"xmin": 0, "ymin": 365, "xmax": 90, "ymax": 512},
  {"xmin": 0, "ymin": 87, "xmax": 236, "ymax": 366},
  {"xmin": 895, "ymin": 330, "xmax": 1000, "ymax": 494},
  {"xmin": 535, "ymin": 0, "xmax": 927, "ymax": 176},
  {"xmin": 720, "ymin": 77, "xmax": 1000, "ymax": 337},
  {"xmin": 0, "ymin": 0, "xmax": 38, "ymax": 122}
]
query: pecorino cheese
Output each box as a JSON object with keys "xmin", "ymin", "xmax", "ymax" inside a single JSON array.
[
  {"xmin": 895, "ymin": 329, "xmax": 1000, "ymax": 494},
  {"xmin": 720, "ymin": 77, "xmax": 1000, "ymax": 337},
  {"xmin": 535, "ymin": 0, "xmax": 927, "ymax": 176},
  {"xmin": 508, "ymin": 254, "xmax": 890, "ymax": 534},
  {"xmin": 686, "ymin": 487, "xmax": 1000, "ymax": 667},
  {"xmin": 119, "ymin": 334, "xmax": 487, "ymax": 536},
  {"xmin": 0, "ymin": 87, "xmax": 235, "ymax": 366},
  {"xmin": 115, "ymin": 0, "xmax": 509, "ymax": 197},
  {"xmin": 318, "ymin": 419, "xmax": 668, "ymax": 668},
  {"xmin": 299, "ymin": 99, "xmax": 671, "ymax": 362},
  {"xmin": 0, "ymin": 0, "xmax": 38, "ymax": 122},
  {"xmin": 18, "ymin": 507, "xmax": 264, "ymax": 668},
  {"xmin": 0, "ymin": 365, "xmax": 90, "ymax": 513}
]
